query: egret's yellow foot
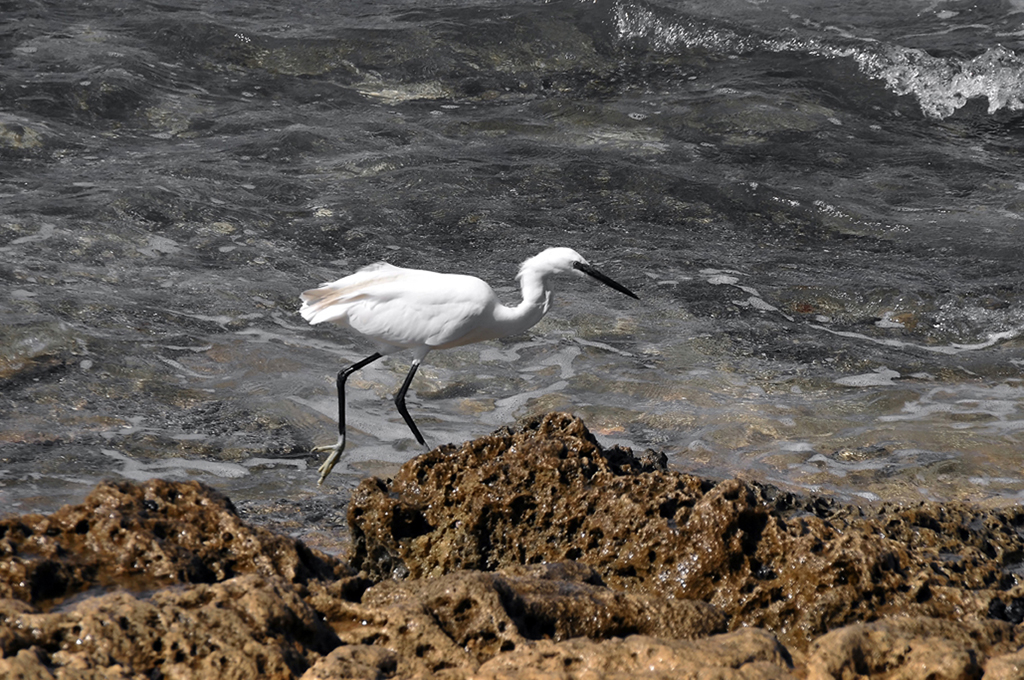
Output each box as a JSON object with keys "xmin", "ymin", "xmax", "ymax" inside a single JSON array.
[{"xmin": 314, "ymin": 437, "xmax": 345, "ymax": 485}]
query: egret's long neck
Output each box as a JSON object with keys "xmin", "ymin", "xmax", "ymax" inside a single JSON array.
[{"xmin": 492, "ymin": 269, "xmax": 550, "ymax": 337}]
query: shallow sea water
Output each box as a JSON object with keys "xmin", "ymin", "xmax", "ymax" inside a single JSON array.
[{"xmin": 2, "ymin": 0, "xmax": 1024, "ymax": 549}]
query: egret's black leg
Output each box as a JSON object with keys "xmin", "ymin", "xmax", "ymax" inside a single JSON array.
[
  {"xmin": 315, "ymin": 352, "xmax": 382, "ymax": 485},
  {"xmin": 394, "ymin": 360, "xmax": 427, "ymax": 447},
  {"xmin": 335, "ymin": 352, "xmax": 383, "ymax": 438}
]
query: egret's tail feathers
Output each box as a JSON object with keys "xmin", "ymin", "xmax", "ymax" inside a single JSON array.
[
  {"xmin": 300, "ymin": 288, "xmax": 359, "ymax": 325},
  {"xmin": 300, "ymin": 262, "xmax": 402, "ymax": 325}
]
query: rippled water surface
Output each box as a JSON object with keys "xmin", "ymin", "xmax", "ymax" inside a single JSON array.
[{"xmin": 3, "ymin": 0, "xmax": 1024, "ymax": 546}]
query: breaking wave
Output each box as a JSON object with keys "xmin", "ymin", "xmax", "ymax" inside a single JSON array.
[{"xmin": 609, "ymin": 0, "xmax": 1024, "ymax": 119}]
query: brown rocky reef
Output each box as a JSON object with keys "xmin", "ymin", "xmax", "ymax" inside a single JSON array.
[{"xmin": 2, "ymin": 413, "xmax": 1024, "ymax": 679}]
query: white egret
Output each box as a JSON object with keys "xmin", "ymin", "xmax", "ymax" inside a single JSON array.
[{"xmin": 300, "ymin": 246, "xmax": 639, "ymax": 484}]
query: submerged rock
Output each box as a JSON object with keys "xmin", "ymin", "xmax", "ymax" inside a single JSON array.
[{"xmin": 1, "ymin": 413, "xmax": 1024, "ymax": 679}]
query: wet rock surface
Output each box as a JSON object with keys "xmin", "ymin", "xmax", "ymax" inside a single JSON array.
[
  {"xmin": 0, "ymin": 479, "xmax": 349, "ymax": 607},
  {"xmin": 348, "ymin": 413, "xmax": 1024, "ymax": 653},
  {"xmin": 3, "ymin": 413, "xmax": 1024, "ymax": 678}
]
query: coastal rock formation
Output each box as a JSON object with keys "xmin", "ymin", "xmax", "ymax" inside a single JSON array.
[
  {"xmin": 0, "ymin": 478, "xmax": 350, "ymax": 605},
  {"xmin": 304, "ymin": 561, "xmax": 728, "ymax": 677},
  {"xmin": 2, "ymin": 413, "xmax": 1024, "ymax": 679},
  {"xmin": 0, "ymin": 574, "xmax": 337, "ymax": 680},
  {"xmin": 348, "ymin": 413, "xmax": 1024, "ymax": 652}
]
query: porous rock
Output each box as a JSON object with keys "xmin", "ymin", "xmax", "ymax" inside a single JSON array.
[
  {"xmin": 299, "ymin": 644, "xmax": 398, "ymax": 680},
  {"xmin": 471, "ymin": 628, "xmax": 796, "ymax": 680},
  {"xmin": 0, "ymin": 573, "xmax": 338, "ymax": 680},
  {"xmin": 305, "ymin": 560, "xmax": 727, "ymax": 675},
  {"xmin": 0, "ymin": 479, "xmax": 350, "ymax": 606},
  {"xmin": 804, "ymin": 618, "xmax": 1001, "ymax": 680},
  {"xmin": 347, "ymin": 412, "xmax": 1024, "ymax": 652},
  {"xmin": 984, "ymin": 647, "xmax": 1024, "ymax": 680},
  {"xmin": 3, "ymin": 414, "xmax": 1024, "ymax": 679},
  {"xmin": 0, "ymin": 474, "xmax": 739, "ymax": 679}
]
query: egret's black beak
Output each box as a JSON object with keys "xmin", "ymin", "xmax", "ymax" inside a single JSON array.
[{"xmin": 573, "ymin": 261, "xmax": 640, "ymax": 300}]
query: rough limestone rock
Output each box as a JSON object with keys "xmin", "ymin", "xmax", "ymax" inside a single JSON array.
[
  {"xmin": 984, "ymin": 648, "xmax": 1024, "ymax": 680},
  {"xmin": 299, "ymin": 644, "xmax": 398, "ymax": 680},
  {"xmin": 0, "ymin": 479, "xmax": 349, "ymax": 606},
  {"xmin": 0, "ymin": 573, "xmax": 339, "ymax": 680},
  {"xmin": 300, "ymin": 628, "xmax": 796, "ymax": 680},
  {"xmin": 2, "ymin": 414, "xmax": 1024, "ymax": 679},
  {"xmin": 804, "ymin": 618, "xmax": 1010, "ymax": 680},
  {"xmin": 305, "ymin": 560, "xmax": 728, "ymax": 676},
  {"xmin": 347, "ymin": 413, "xmax": 1024, "ymax": 651},
  {"xmin": 471, "ymin": 628, "xmax": 796, "ymax": 680}
]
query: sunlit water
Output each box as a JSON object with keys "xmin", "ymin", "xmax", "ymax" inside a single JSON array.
[{"xmin": 2, "ymin": 0, "xmax": 1024, "ymax": 549}]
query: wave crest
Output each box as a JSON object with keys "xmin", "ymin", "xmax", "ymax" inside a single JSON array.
[
  {"xmin": 851, "ymin": 44, "xmax": 1024, "ymax": 118},
  {"xmin": 609, "ymin": 0, "xmax": 1024, "ymax": 119}
]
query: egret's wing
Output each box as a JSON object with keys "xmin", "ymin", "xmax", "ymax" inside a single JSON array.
[
  {"xmin": 344, "ymin": 271, "xmax": 497, "ymax": 349},
  {"xmin": 301, "ymin": 265, "xmax": 497, "ymax": 350}
]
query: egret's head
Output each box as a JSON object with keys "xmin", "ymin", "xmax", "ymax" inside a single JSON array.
[
  {"xmin": 517, "ymin": 247, "xmax": 638, "ymax": 299},
  {"xmin": 517, "ymin": 247, "xmax": 587, "ymax": 278}
]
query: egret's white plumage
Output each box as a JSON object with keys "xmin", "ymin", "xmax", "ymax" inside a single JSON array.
[{"xmin": 300, "ymin": 246, "xmax": 638, "ymax": 484}]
